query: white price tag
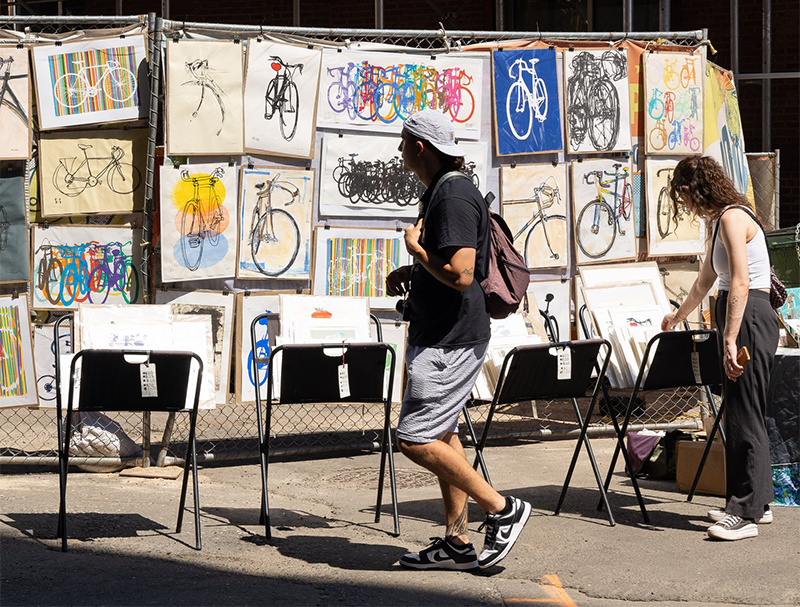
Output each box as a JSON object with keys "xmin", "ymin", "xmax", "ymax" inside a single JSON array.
[
  {"xmin": 557, "ymin": 347, "xmax": 572, "ymax": 380},
  {"xmin": 140, "ymin": 363, "xmax": 158, "ymax": 398},
  {"xmin": 691, "ymin": 351, "xmax": 702, "ymax": 384},
  {"xmin": 338, "ymin": 364, "xmax": 351, "ymax": 398}
]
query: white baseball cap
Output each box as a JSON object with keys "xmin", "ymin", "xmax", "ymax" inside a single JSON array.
[{"xmin": 403, "ymin": 109, "xmax": 466, "ymax": 157}]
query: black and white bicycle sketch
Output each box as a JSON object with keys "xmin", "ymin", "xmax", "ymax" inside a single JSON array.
[
  {"xmin": 539, "ymin": 292, "xmax": 560, "ymax": 342},
  {"xmin": 0, "ymin": 56, "xmax": 29, "ymax": 129},
  {"xmin": 660, "ymin": 266, "xmax": 689, "ymax": 305},
  {"xmin": 566, "ymin": 50, "xmax": 627, "ymax": 151},
  {"xmin": 504, "ymin": 176, "xmax": 565, "ymax": 267},
  {"xmin": 183, "ymin": 59, "xmax": 226, "ymax": 136},
  {"xmin": 333, "ymin": 153, "xmax": 479, "ymax": 207},
  {"xmin": 576, "ymin": 163, "xmax": 632, "ymax": 259},
  {"xmin": 505, "ymin": 57, "xmax": 548, "ymax": 140},
  {"xmin": 53, "ymin": 144, "xmax": 142, "ymax": 197},
  {"xmin": 248, "ymin": 174, "xmax": 301, "ymax": 277},
  {"xmin": 655, "ymin": 167, "xmax": 689, "ymax": 239},
  {"xmin": 264, "ymin": 56, "xmax": 303, "ymax": 141}
]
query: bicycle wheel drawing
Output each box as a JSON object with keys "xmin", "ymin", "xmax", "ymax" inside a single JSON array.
[
  {"xmin": 656, "ymin": 187, "xmax": 674, "ymax": 239},
  {"xmin": 365, "ymin": 255, "xmax": 398, "ymax": 296},
  {"xmin": 180, "ymin": 200, "xmax": 204, "ymax": 271},
  {"xmin": 53, "ymin": 73, "xmax": 89, "ymax": 109},
  {"xmin": 59, "ymin": 264, "xmax": 81, "ymax": 307},
  {"xmin": 37, "ymin": 375, "xmax": 57, "ymax": 401},
  {"xmin": 577, "ymin": 199, "xmax": 616, "ymax": 259},
  {"xmin": 449, "ymin": 87, "xmax": 475, "ymax": 124},
  {"xmin": 505, "ymin": 80, "xmax": 533, "ymax": 140},
  {"xmin": 621, "ymin": 183, "xmax": 633, "ymax": 221},
  {"xmin": 53, "ymin": 162, "xmax": 89, "ymax": 197},
  {"xmin": 247, "ymin": 334, "xmax": 270, "ymax": 388},
  {"xmin": 566, "ymin": 81, "xmax": 588, "ymax": 147},
  {"xmin": 87, "ymin": 266, "xmax": 110, "ymax": 304},
  {"xmin": 279, "ymin": 81, "xmax": 300, "ymax": 141},
  {"xmin": 102, "ymin": 67, "xmax": 137, "ymax": 103},
  {"xmin": 251, "ymin": 208, "xmax": 300, "ymax": 277},
  {"xmin": 533, "ymin": 77, "xmax": 548, "ymax": 121},
  {"xmin": 328, "ymin": 257, "xmax": 356, "ymax": 294},
  {"xmin": 265, "ymin": 77, "xmax": 279, "ymax": 119},
  {"xmin": 121, "ymin": 261, "xmax": 139, "ymax": 304},
  {"xmin": 648, "ymin": 126, "xmax": 667, "ymax": 151},
  {"xmin": 588, "ymin": 80, "xmax": 619, "ymax": 151},
  {"xmin": 523, "ymin": 214, "xmax": 566, "ymax": 267},
  {"xmin": 40, "ymin": 257, "xmax": 63, "ymax": 306},
  {"xmin": 374, "ymin": 82, "xmax": 398, "ymax": 124},
  {"xmin": 107, "ymin": 162, "xmax": 142, "ymax": 195},
  {"xmin": 205, "ymin": 196, "xmax": 223, "ymax": 247}
]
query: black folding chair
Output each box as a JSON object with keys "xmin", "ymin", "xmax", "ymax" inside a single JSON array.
[
  {"xmin": 250, "ymin": 318, "xmax": 399, "ymax": 539},
  {"xmin": 54, "ymin": 316, "xmax": 204, "ymax": 552},
  {"xmin": 470, "ymin": 339, "xmax": 619, "ymax": 525},
  {"xmin": 600, "ymin": 329, "xmax": 723, "ymax": 520}
]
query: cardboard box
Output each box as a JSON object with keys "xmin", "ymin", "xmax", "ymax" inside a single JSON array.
[{"xmin": 676, "ymin": 439, "xmax": 726, "ymax": 497}]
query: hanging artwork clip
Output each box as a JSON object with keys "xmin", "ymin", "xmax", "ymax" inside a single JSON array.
[
  {"xmin": 55, "ymin": 40, "xmax": 62, "ymax": 47},
  {"xmin": 247, "ymin": 157, "xmax": 254, "ymax": 169},
  {"xmin": 12, "ymin": 288, "xmax": 19, "ymax": 300}
]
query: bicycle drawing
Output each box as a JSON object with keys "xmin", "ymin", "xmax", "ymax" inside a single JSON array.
[
  {"xmin": 178, "ymin": 168, "xmax": 226, "ymax": 272},
  {"xmin": 0, "ymin": 300, "xmax": 32, "ymax": 400},
  {"xmin": 264, "ymin": 56, "xmax": 303, "ymax": 141},
  {"xmin": 0, "ymin": 55, "xmax": 29, "ymax": 131},
  {"xmin": 52, "ymin": 143, "xmax": 142, "ymax": 198},
  {"xmin": 504, "ymin": 57, "xmax": 549, "ymax": 140},
  {"xmin": 248, "ymin": 175, "xmax": 301, "ymax": 277},
  {"xmin": 575, "ymin": 162, "xmax": 633, "ymax": 260},
  {"xmin": 52, "ymin": 52, "xmax": 136, "ymax": 111},
  {"xmin": 320, "ymin": 51, "xmax": 481, "ymax": 132},
  {"xmin": 33, "ymin": 236, "xmax": 139, "ymax": 308},
  {"xmin": 504, "ymin": 175, "xmax": 566, "ymax": 268},
  {"xmin": 645, "ymin": 52, "xmax": 704, "ymax": 154},
  {"xmin": 660, "ymin": 267, "xmax": 690, "ymax": 306},
  {"xmin": 539, "ymin": 292, "xmax": 560, "ymax": 342},
  {"xmin": 328, "ymin": 248, "xmax": 398, "ymax": 297},
  {"xmin": 183, "ymin": 59, "xmax": 227, "ymax": 136},
  {"xmin": 565, "ymin": 50, "xmax": 628, "ymax": 152},
  {"xmin": 35, "ymin": 329, "xmax": 71, "ymax": 403},
  {"xmin": 654, "ymin": 167, "xmax": 690, "ymax": 239}
]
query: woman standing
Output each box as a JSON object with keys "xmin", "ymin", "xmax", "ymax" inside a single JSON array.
[{"xmin": 661, "ymin": 156, "xmax": 778, "ymax": 541}]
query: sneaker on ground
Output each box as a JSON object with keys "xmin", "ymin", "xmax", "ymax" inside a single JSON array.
[
  {"xmin": 707, "ymin": 507, "xmax": 773, "ymax": 524},
  {"xmin": 398, "ymin": 537, "xmax": 479, "ymax": 570},
  {"xmin": 477, "ymin": 496, "xmax": 532, "ymax": 569},
  {"xmin": 707, "ymin": 514, "xmax": 758, "ymax": 541}
]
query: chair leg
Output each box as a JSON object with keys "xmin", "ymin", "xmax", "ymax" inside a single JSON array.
[
  {"xmin": 259, "ymin": 403, "xmax": 272, "ymax": 540},
  {"xmin": 191, "ymin": 431, "xmax": 201, "ymax": 550},
  {"xmin": 555, "ymin": 398, "xmax": 615, "ymax": 526},
  {"xmin": 704, "ymin": 385, "xmax": 726, "ymax": 447},
  {"xmin": 599, "ymin": 387, "xmax": 638, "ymax": 508},
  {"xmin": 463, "ymin": 403, "xmax": 492, "ymax": 486},
  {"xmin": 385, "ymin": 424, "xmax": 400, "ymax": 537},
  {"xmin": 375, "ymin": 420, "xmax": 388, "ymax": 524},
  {"xmin": 687, "ymin": 400, "xmax": 726, "ymax": 502},
  {"xmin": 177, "ymin": 438, "xmax": 193, "ymax": 534},
  {"xmin": 59, "ymin": 410, "xmax": 73, "ymax": 552}
]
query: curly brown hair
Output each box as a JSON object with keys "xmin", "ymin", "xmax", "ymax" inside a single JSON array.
[{"xmin": 668, "ymin": 156, "xmax": 749, "ymax": 221}]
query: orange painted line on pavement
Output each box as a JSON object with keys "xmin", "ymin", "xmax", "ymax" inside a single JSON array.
[{"xmin": 503, "ymin": 574, "xmax": 577, "ymax": 607}]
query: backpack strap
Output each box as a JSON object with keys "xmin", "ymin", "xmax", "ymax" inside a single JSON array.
[{"xmin": 422, "ymin": 171, "xmax": 471, "ymax": 223}]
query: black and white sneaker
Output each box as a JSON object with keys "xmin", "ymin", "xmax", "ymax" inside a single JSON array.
[
  {"xmin": 477, "ymin": 496, "xmax": 531, "ymax": 569},
  {"xmin": 708, "ymin": 507, "xmax": 773, "ymax": 524},
  {"xmin": 398, "ymin": 537, "xmax": 479, "ymax": 570},
  {"xmin": 707, "ymin": 514, "xmax": 758, "ymax": 541}
]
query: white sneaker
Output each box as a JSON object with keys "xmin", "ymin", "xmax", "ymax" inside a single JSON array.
[
  {"xmin": 707, "ymin": 514, "xmax": 758, "ymax": 541},
  {"xmin": 708, "ymin": 508, "xmax": 773, "ymax": 524}
]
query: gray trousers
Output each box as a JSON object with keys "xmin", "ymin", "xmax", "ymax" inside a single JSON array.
[{"xmin": 715, "ymin": 290, "xmax": 779, "ymax": 519}]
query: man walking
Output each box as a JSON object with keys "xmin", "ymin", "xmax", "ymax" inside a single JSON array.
[{"xmin": 386, "ymin": 109, "xmax": 531, "ymax": 571}]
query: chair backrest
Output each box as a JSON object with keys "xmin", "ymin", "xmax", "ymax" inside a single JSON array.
[
  {"xmin": 495, "ymin": 339, "xmax": 607, "ymax": 405},
  {"xmin": 642, "ymin": 330, "xmax": 722, "ymax": 390},
  {"xmin": 68, "ymin": 349, "xmax": 202, "ymax": 412},
  {"xmin": 269, "ymin": 343, "xmax": 394, "ymax": 405}
]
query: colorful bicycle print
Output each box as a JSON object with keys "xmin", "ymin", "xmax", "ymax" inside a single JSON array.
[{"xmin": 575, "ymin": 163, "xmax": 633, "ymax": 260}]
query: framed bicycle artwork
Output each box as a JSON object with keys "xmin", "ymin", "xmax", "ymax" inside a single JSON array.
[
  {"xmin": 526, "ymin": 279, "xmax": 571, "ymax": 344},
  {"xmin": 159, "ymin": 162, "xmax": 239, "ymax": 282},
  {"xmin": 166, "ymin": 39, "xmax": 244, "ymax": 156},
  {"xmin": 500, "ymin": 162, "xmax": 568, "ymax": 270},
  {"xmin": 30, "ymin": 225, "xmax": 143, "ymax": 310},
  {"xmin": 155, "ymin": 289, "xmax": 235, "ymax": 405},
  {"xmin": 317, "ymin": 49, "xmax": 484, "ymax": 139},
  {"xmin": 31, "ymin": 35, "xmax": 148, "ymax": 130},
  {"xmin": 0, "ymin": 47, "xmax": 32, "ymax": 159},
  {"xmin": 234, "ymin": 291, "xmax": 285, "ymax": 404},
  {"xmin": 244, "ymin": 41, "xmax": 322, "ymax": 159},
  {"xmin": 570, "ymin": 158, "xmax": 636, "ymax": 265},
  {"xmin": 32, "ymin": 323, "xmax": 72, "ymax": 408},
  {"xmin": 645, "ymin": 157, "xmax": 705, "ymax": 256},
  {"xmin": 38, "ymin": 128, "xmax": 146, "ymax": 217},
  {"xmin": 0, "ymin": 293, "xmax": 37, "ymax": 408},
  {"xmin": 237, "ymin": 166, "xmax": 314, "ymax": 280},
  {"xmin": 564, "ymin": 48, "xmax": 632, "ymax": 154},
  {"xmin": 0, "ymin": 165, "xmax": 28, "ymax": 284},
  {"xmin": 320, "ymin": 133, "xmax": 488, "ymax": 218},
  {"xmin": 643, "ymin": 50, "xmax": 705, "ymax": 155},
  {"xmin": 311, "ymin": 226, "xmax": 411, "ymax": 309},
  {"xmin": 492, "ymin": 48, "xmax": 562, "ymax": 156}
]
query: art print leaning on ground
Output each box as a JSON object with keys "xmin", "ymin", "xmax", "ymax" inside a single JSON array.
[
  {"xmin": 166, "ymin": 39, "xmax": 244, "ymax": 156},
  {"xmin": 244, "ymin": 41, "xmax": 322, "ymax": 159},
  {"xmin": 32, "ymin": 35, "xmax": 148, "ymax": 130},
  {"xmin": 0, "ymin": 294, "xmax": 37, "ymax": 408}
]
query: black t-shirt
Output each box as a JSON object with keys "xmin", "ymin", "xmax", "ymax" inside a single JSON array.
[{"xmin": 406, "ymin": 170, "xmax": 491, "ymax": 348}]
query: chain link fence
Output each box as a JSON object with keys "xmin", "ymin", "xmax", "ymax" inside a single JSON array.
[
  {"xmin": 1, "ymin": 16, "xmax": 710, "ymax": 469},
  {"xmin": 747, "ymin": 151, "xmax": 780, "ymax": 230}
]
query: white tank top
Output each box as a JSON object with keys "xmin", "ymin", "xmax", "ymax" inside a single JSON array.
[{"xmin": 712, "ymin": 206, "xmax": 771, "ymax": 290}]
